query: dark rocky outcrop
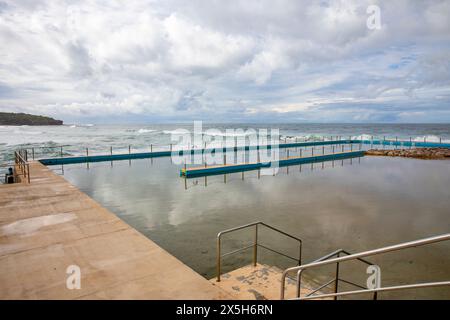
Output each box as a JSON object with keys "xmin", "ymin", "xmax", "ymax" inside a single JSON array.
[
  {"xmin": 0, "ymin": 112, "xmax": 63, "ymax": 125},
  {"xmin": 365, "ymin": 148, "xmax": 450, "ymax": 160}
]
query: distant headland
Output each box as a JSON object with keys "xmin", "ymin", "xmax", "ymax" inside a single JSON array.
[{"xmin": 0, "ymin": 112, "xmax": 63, "ymax": 125}]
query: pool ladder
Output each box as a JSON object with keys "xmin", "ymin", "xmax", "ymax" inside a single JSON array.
[
  {"xmin": 281, "ymin": 233, "xmax": 450, "ymax": 300},
  {"xmin": 216, "ymin": 222, "xmax": 450, "ymax": 299},
  {"xmin": 216, "ymin": 221, "xmax": 302, "ymax": 282}
]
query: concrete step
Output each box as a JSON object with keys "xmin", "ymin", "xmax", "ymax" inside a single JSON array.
[{"xmin": 210, "ymin": 263, "xmax": 331, "ymax": 300}]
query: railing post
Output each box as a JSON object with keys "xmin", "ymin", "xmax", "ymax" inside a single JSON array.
[
  {"xmin": 253, "ymin": 224, "xmax": 258, "ymax": 267},
  {"xmin": 334, "ymin": 253, "xmax": 340, "ymax": 300},
  {"xmin": 129, "ymin": 145, "xmax": 131, "ymax": 166},
  {"xmin": 296, "ymin": 269, "xmax": 304, "ymax": 298},
  {"xmin": 86, "ymin": 148, "xmax": 90, "ymax": 169},
  {"xmin": 216, "ymin": 236, "xmax": 221, "ymax": 282},
  {"xmin": 27, "ymin": 163, "xmax": 30, "ymax": 184},
  {"xmin": 184, "ymin": 163, "xmax": 187, "ymax": 190},
  {"xmin": 298, "ymin": 242, "xmax": 302, "ymax": 266},
  {"xmin": 32, "ymin": 147, "xmax": 35, "ymax": 160}
]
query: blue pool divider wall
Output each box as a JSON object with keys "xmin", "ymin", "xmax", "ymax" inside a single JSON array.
[{"xmin": 180, "ymin": 150, "xmax": 365, "ymax": 178}]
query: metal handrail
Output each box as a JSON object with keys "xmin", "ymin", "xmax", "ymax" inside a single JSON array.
[
  {"xmin": 295, "ymin": 281, "xmax": 450, "ymax": 300},
  {"xmin": 14, "ymin": 150, "xmax": 30, "ymax": 183},
  {"xmin": 216, "ymin": 221, "xmax": 302, "ymax": 282},
  {"xmin": 296, "ymin": 248, "xmax": 376, "ymax": 300},
  {"xmin": 281, "ymin": 233, "xmax": 450, "ymax": 299}
]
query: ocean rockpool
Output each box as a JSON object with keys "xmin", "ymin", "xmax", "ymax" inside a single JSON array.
[{"xmin": 59, "ymin": 154, "xmax": 450, "ymax": 299}]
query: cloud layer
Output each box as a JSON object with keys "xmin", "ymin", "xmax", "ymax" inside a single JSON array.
[{"xmin": 0, "ymin": 0, "xmax": 449, "ymax": 123}]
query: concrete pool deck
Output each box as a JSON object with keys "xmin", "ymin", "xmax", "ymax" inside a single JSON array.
[{"xmin": 0, "ymin": 161, "xmax": 232, "ymax": 299}]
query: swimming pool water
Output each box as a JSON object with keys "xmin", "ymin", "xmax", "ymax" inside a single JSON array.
[{"xmin": 60, "ymin": 155, "xmax": 450, "ymax": 299}]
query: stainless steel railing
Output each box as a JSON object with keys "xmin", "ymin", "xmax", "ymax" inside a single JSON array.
[
  {"xmin": 296, "ymin": 281, "xmax": 450, "ymax": 300},
  {"xmin": 296, "ymin": 248, "xmax": 376, "ymax": 300},
  {"xmin": 216, "ymin": 221, "xmax": 302, "ymax": 282},
  {"xmin": 14, "ymin": 149, "xmax": 30, "ymax": 183},
  {"xmin": 280, "ymin": 233, "xmax": 450, "ymax": 300}
]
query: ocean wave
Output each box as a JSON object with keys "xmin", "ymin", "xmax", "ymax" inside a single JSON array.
[
  {"xmin": 353, "ymin": 134, "xmax": 450, "ymax": 143},
  {"xmin": 413, "ymin": 135, "xmax": 445, "ymax": 143},
  {"xmin": 280, "ymin": 134, "xmax": 328, "ymax": 142},
  {"xmin": 163, "ymin": 129, "xmax": 189, "ymax": 135},
  {"xmin": 137, "ymin": 128, "xmax": 156, "ymax": 134},
  {"xmin": 162, "ymin": 130, "xmax": 258, "ymax": 137},
  {"xmin": 13, "ymin": 130, "xmax": 43, "ymax": 135},
  {"xmin": 204, "ymin": 131, "xmax": 256, "ymax": 137}
]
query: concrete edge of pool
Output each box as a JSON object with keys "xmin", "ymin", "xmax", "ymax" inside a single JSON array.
[{"xmin": 0, "ymin": 161, "xmax": 234, "ymax": 299}]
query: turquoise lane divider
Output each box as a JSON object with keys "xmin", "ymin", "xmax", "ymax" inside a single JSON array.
[
  {"xmin": 180, "ymin": 150, "xmax": 365, "ymax": 178},
  {"xmin": 39, "ymin": 139, "xmax": 449, "ymax": 166}
]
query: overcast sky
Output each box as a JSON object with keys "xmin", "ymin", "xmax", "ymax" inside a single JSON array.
[{"xmin": 0, "ymin": 0, "xmax": 449, "ymax": 123}]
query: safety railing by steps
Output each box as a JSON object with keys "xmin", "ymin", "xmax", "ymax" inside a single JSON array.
[
  {"xmin": 281, "ymin": 233, "xmax": 450, "ymax": 300},
  {"xmin": 216, "ymin": 222, "xmax": 302, "ymax": 282},
  {"xmin": 297, "ymin": 249, "xmax": 376, "ymax": 300},
  {"xmin": 14, "ymin": 149, "xmax": 30, "ymax": 183}
]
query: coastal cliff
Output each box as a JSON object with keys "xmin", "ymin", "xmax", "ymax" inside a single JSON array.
[{"xmin": 0, "ymin": 112, "xmax": 63, "ymax": 125}]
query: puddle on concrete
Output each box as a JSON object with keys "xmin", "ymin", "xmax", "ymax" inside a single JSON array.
[{"xmin": 0, "ymin": 212, "xmax": 77, "ymax": 237}]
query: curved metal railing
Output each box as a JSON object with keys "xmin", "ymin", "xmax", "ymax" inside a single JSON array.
[
  {"xmin": 216, "ymin": 221, "xmax": 302, "ymax": 282},
  {"xmin": 281, "ymin": 233, "xmax": 450, "ymax": 300},
  {"xmin": 296, "ymin": 248, "xmax": 375, "ymax": 300},
  {"xmin": 14, "ymin": 149, "xmax": 30, "ymax": 183}
]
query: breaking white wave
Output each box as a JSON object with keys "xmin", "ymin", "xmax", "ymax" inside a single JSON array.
[
  {"xmin": 137, "ymin": 128, "xmax": 156, "ymax": 134},
  {"xmin": 163, "ymin": 130, "xmax": 256, "ymax": 137},
  {"xmin": 280, "ymin": 134, "xmax": 330, "ymax": 142},
  {"xmin": 413, "ymin": 135, "xmax": 443, "ymax": 143},
  {"xmin": 162, "ymin": 129, "xmax": 187, "ymax": 135},
  {"xmin": 348, "ymin": 134, "xmax": 450, "ymax": 143},
  {"xmin": 203, "ymin": 131, "xmax": 256, "ymax": 137}
]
